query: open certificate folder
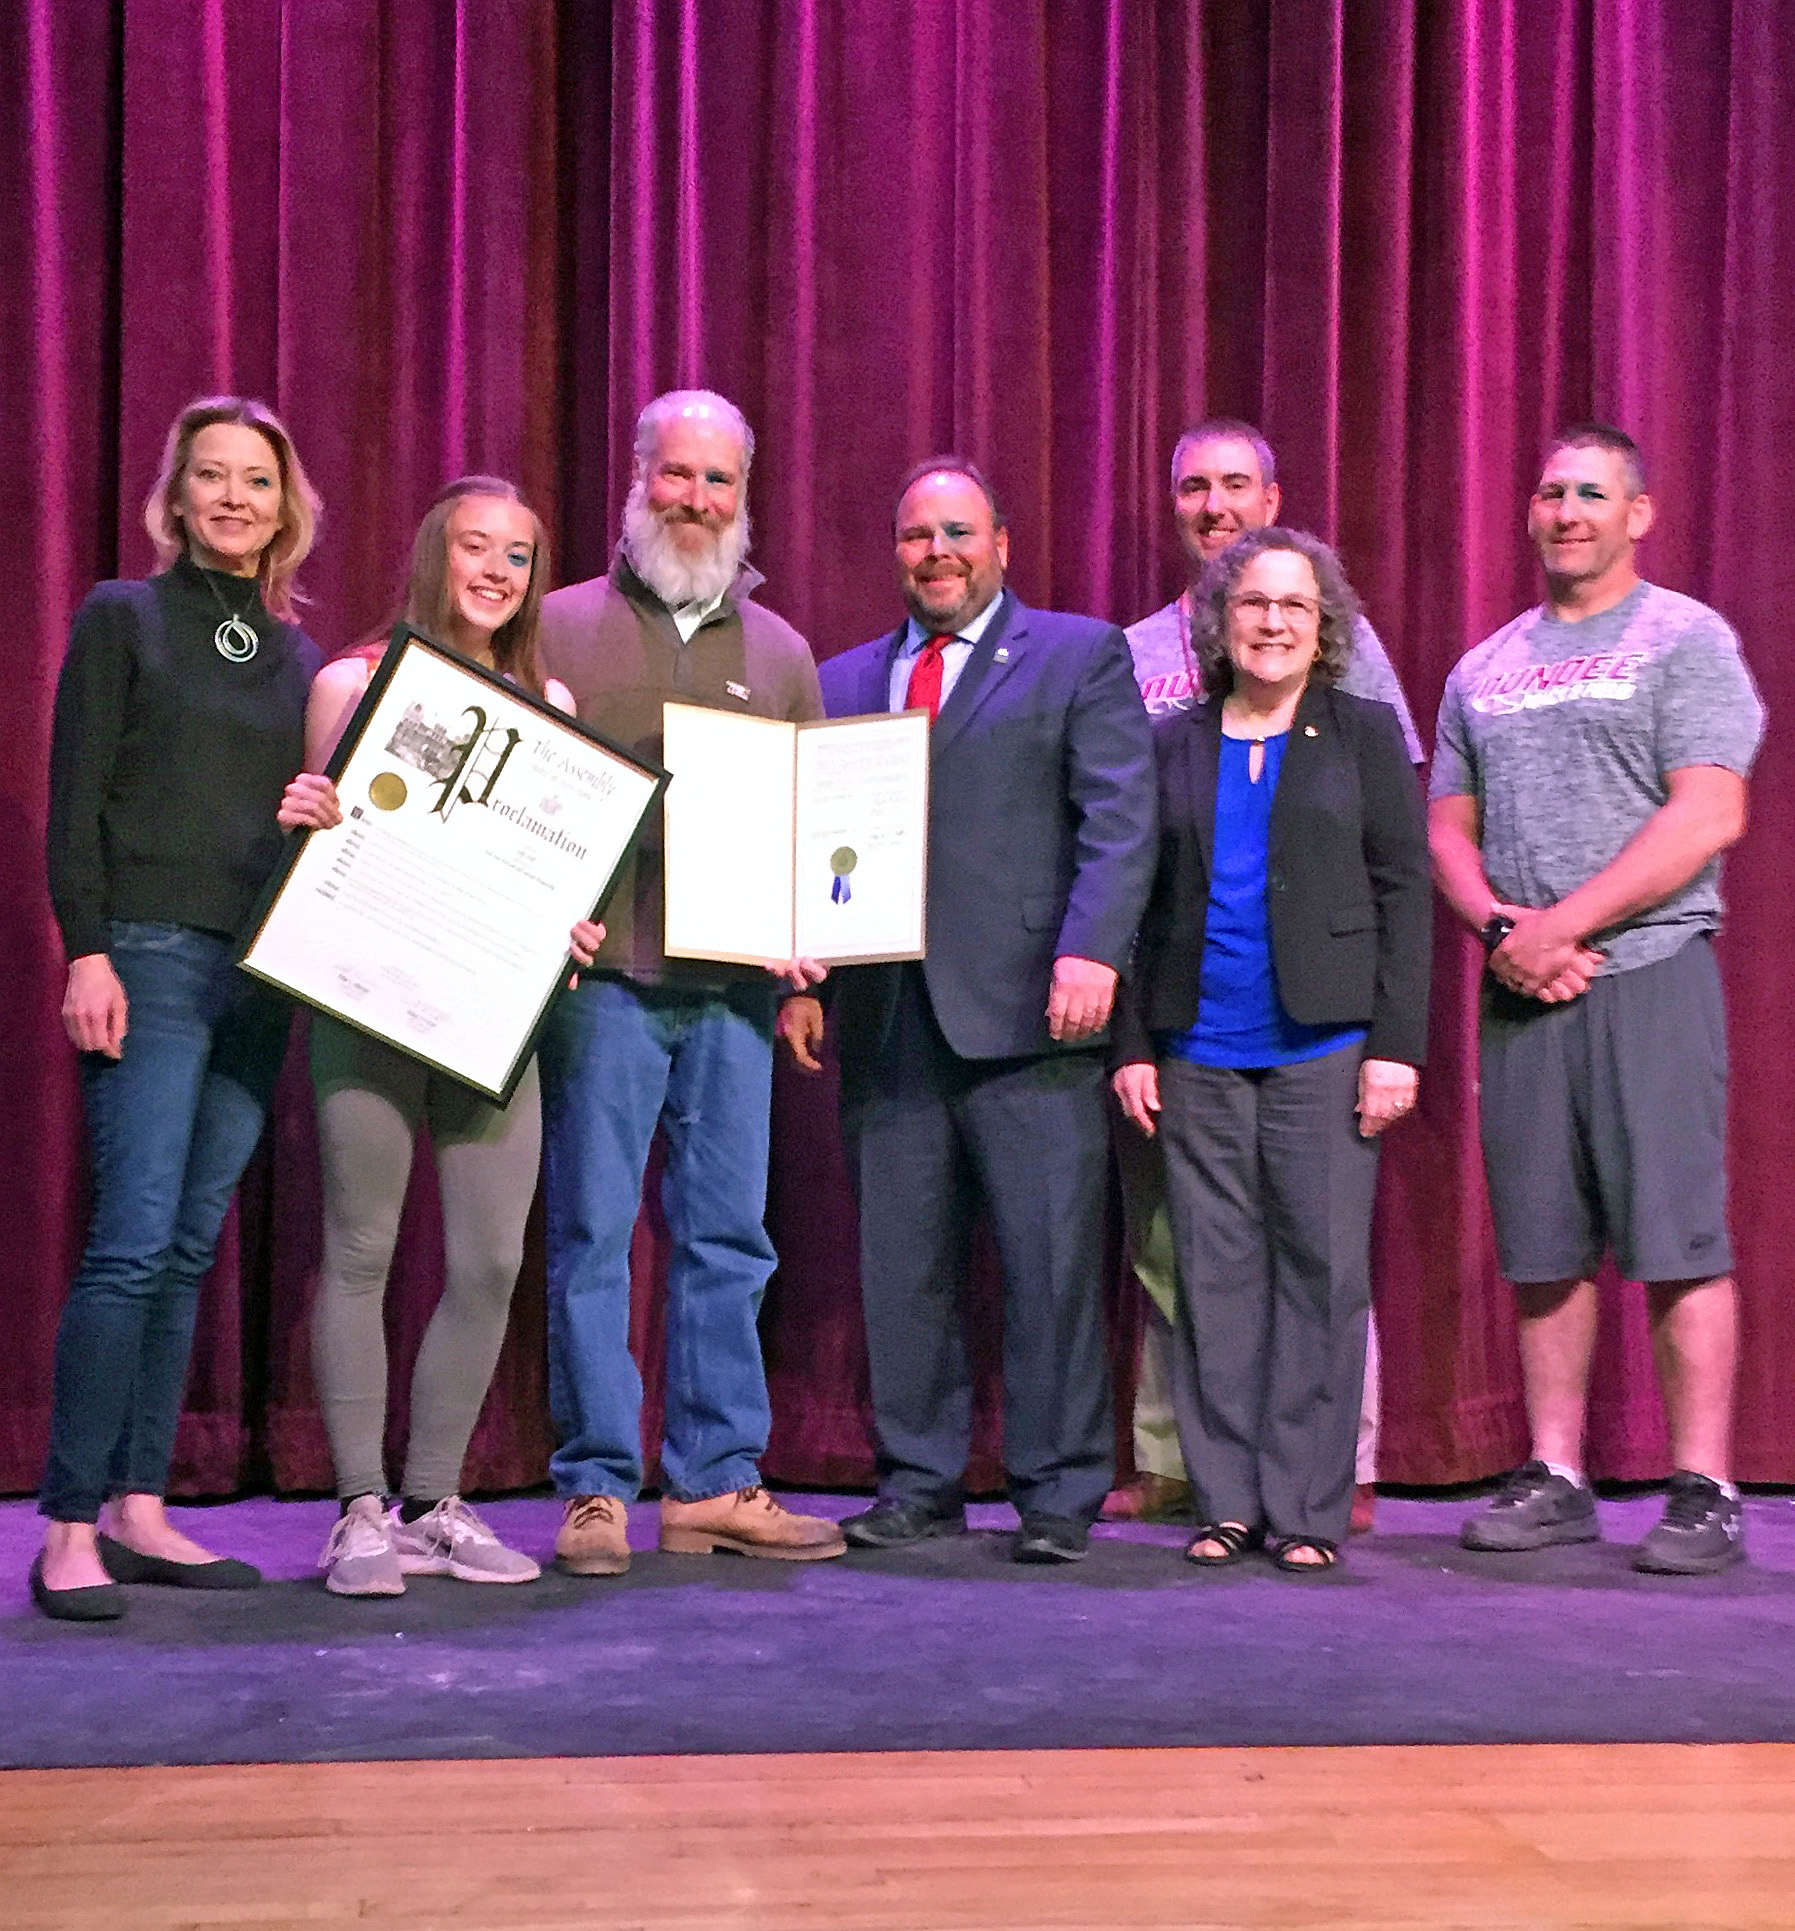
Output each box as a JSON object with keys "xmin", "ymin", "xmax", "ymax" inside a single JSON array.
[{"xmin": 661, "ymin": 701, "xmax": 929, "ymax": 968}]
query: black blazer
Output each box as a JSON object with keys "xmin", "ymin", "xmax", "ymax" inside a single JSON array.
[
  {"xmin": 820, "ymin": 591, "xmax": 1156, "ymax": 1068},
  {"xmin": 1112, "ymin": 681, "xmax": 1431, "ymax": 1069}
]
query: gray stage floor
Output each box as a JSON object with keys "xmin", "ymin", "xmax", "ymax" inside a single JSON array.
[{"xmin": 3, "ymin": 1490, "xmax": 1794, "ymax": 1769}]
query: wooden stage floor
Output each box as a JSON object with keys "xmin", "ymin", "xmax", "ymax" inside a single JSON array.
[{"xmin": 3, "ymin": 1742, "xmax": 1792, "ymax": 1929}]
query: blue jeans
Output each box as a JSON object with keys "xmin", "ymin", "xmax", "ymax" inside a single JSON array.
[
  {"xmin": 539, "ymin": 975, "xmax": 777, "ymax": 1502},
  {"xmin": 40, "ymin": 923, "xmax": 293, "ymax": 1522}
]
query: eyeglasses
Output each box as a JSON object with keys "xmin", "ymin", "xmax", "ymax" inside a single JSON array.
[{"xmin": 1227, "ymin": 592, "xmax": 1321, "ymax": 623}]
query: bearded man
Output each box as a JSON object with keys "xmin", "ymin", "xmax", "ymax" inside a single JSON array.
[{"xmin": 535, "ymin": 389, "xmax": 843, "ymax": 1577}]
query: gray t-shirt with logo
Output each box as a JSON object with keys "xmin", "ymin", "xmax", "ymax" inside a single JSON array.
[
  {"xmin": 1431, "ymin": 581, "xmax": 1764, "ymax": 974},
  {"xmin": 1124, "ymin": 596, "xmax": 1424, "ymax": 760}
]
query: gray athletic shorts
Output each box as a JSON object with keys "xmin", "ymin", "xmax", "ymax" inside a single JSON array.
[{"xmin": 1479, "ymin": 936, "xmax": 1732, "ymax": 1286}]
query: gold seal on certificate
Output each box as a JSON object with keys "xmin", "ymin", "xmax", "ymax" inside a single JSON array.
[
  {"xmin": 660, "ymin": 701, "xmax": 928, "ymax": 967},
  {"xmin": 239, "ymin": 625, "xmax": 666, "ymax": 1101}
]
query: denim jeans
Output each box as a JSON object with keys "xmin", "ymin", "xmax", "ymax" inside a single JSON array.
[
  {"xmin": 39, "ymin": 923, "xmax": 292, "ymax": 1522},
  {"xmin": 539, "ymin": 974, "xmax": 778, "ymax": 1502}
]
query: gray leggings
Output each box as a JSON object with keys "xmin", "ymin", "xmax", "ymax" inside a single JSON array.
[{"xmin": 310, "ymin": 1017, "xmax": 541, "ymax": 1502}]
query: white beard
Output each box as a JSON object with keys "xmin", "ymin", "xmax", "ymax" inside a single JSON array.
[{"xmin": 622, "ymin": 480, "xmax": 749, "ymax": 608}]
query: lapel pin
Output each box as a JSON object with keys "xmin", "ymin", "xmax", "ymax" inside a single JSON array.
[
  {"xmin": 994, "ymin": 646, "xmax": 1010, "ymax": 664},
  {"xmin": 1303, "ymin": 723, "xmax": 1318, "ymax": 737},
  {"xmin": 726, "ymin": 680, "xmax": 750, "ymax": 702}
]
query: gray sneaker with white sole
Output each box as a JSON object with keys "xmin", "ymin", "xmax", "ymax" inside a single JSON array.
[
  {"xmin": 319, "ymin": 1494, "xmax": 405, "ymax": 1597},
  {"xmin": 388, "ymin": 1496, "xmax": 541, "ymax": 1583}
]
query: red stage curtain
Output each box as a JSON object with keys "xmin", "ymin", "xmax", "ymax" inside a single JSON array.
[{"xmin": 3, "ymin": 0, "xmax": 1792, "ymax": 1496}]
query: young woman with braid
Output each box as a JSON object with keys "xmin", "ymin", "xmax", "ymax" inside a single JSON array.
[{"xmin": 282, "ymin": 478, "xmax": 602, "ymax": 1597}]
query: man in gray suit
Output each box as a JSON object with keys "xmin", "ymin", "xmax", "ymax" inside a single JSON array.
[{"xmin": 780, "ymin": 459, "xmax": 1156, "ymax": 1562}]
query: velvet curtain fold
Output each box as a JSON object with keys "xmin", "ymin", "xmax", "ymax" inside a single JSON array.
[{"xmin": 3, "ymin": 0, "xmax": 1791, "ymax": 1496}]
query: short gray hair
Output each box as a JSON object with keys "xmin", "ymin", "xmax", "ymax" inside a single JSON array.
[
  {"xmin": 633, "ymin": 389, "xmax": 755, "ymax": 479},
  {"xmin": 1171, "ymin": 417, "xmax": 1277, "ymax": 491},
  {"xmin": 1190, "ymin": 527, "xmax": 1360, "ymax": 697}
]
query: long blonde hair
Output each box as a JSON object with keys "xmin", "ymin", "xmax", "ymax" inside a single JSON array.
[{"xmin": 143, "ymin": 396, "xmax": 321, "ymax": 621}]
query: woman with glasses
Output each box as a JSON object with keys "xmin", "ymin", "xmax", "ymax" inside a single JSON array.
[{"xmin": 1111, "ymin": 528, "xmax": 1430, "ymax": 1573}]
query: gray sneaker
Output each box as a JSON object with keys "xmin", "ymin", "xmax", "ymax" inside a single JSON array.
[
  {"xmin": 389, "ymin": 1497, "xmax": 541, "ymax": 1584},
  {"xmin": 1460, "ymin": 1461, "xmax": 1599, "ymax": 1551},
  {"xmin": 1633, "ymin": 1472, "xmax": 1745, "ymax": 1575},
  {"xmin": 319, "ymin": 1495, "xmax": 405, "ymax": 1597}
]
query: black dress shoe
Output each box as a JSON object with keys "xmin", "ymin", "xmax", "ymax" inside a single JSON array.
[
  {"xmin": 841, "ymin": 1498, "xmax": 967, "ymax": 1549},
  {"xmin": 30, "ymin": 1553, "xmax": 126, "ymax": 1622},
  {"xmin": 1012, "ymin": 1515, "xmax": 1090, "ymax": 1563},
  {"xmin": 97, "ymin": 1534, "xmax": 261, "ymax": 1590}
]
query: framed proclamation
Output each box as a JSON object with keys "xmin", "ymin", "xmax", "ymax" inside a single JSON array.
[{"xmin": 239, "ymin": 625, "xmax": 666, "ymax": 1103}]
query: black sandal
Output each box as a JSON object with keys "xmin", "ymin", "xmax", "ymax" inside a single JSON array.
[
  {"xmin": 1268, "ymin": 1535, "xmax": 1338, "ymax": 1573},
  {"xmin": 1185, "ymin": 1522, "xmax": 1262, "ymax": 1567}
]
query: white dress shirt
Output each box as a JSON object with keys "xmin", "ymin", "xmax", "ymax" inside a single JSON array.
[{"xmin": 886, "ymin": 591, "xmax": 1006, "ymax": 713}]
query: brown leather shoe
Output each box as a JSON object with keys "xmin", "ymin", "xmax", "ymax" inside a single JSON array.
[
  {"xmin": 1350, "ymin": 1483, "xmax": 1377, "ymax": 1536},
  {"xmin": 659, "ymin": 1485, "xmax": 847, "ymax": 1560},
  {"xmin": 555, "ymin": 1494, "xmax": 631, "ymax": 1576},
  {"xmin": 1100, "ymin": 1472, "xmax": 1192, "ymax": 1522}
]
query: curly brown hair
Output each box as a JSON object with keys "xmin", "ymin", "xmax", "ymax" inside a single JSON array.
[{"xmin": 1189, "ymin": 527, "xmax": 1361, "ymax": 698}]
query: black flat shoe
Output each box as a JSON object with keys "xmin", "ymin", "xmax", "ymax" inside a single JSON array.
[
  {"xmin": 97, "ymin": 1534, "xmax": 261, "ymax": 1590},
  {"xmin": 29, "ymin": 1553, "xmax": 126, "ymax": 1622}
]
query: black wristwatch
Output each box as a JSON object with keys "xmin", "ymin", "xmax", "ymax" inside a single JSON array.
[{"xmin": 1478, "ymin": 913, "xmax": 1516, "ymax": 954}]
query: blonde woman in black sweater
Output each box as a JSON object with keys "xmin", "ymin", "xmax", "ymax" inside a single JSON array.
[{"xmin": 36, "ymin": 397, "xmax": 333, "ymax": 1620}]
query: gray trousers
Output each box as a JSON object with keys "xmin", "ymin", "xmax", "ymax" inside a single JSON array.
[
  {"xmin": 1158, "ymin": 1044, "xmax": 1378, "ymax": 1544},
  {"xmin": 1116, "ymin": 1115, "xmax": 1384, "ymax": 1487},
  {"xmin": 310, "ymin": 1018, "xmax": 542, "ymax": 1502}
]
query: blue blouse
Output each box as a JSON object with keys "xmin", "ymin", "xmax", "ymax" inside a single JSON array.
[{"xmin": 1159, "ymin": 731, "xmax": 1367, "ymax": 1071}]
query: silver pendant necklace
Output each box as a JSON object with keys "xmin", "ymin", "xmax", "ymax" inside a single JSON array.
[{"xmin": 199, "ymin": 565, "xmax": 261, "ymax": 662}]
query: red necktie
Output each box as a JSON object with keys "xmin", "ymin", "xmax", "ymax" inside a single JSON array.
[{"xmin": 905, "ymin": 633, "xmax": 954, "ymax": 720}]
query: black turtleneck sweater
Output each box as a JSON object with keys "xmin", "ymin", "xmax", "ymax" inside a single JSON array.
[{"xmin": 46, "ymin": 555, "xmax": 322, "ymax": 960}]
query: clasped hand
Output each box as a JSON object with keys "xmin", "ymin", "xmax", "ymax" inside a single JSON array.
[{"xmin": 1486, "ymin": 901, "xmax": 1603, "ymax": 1004}]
